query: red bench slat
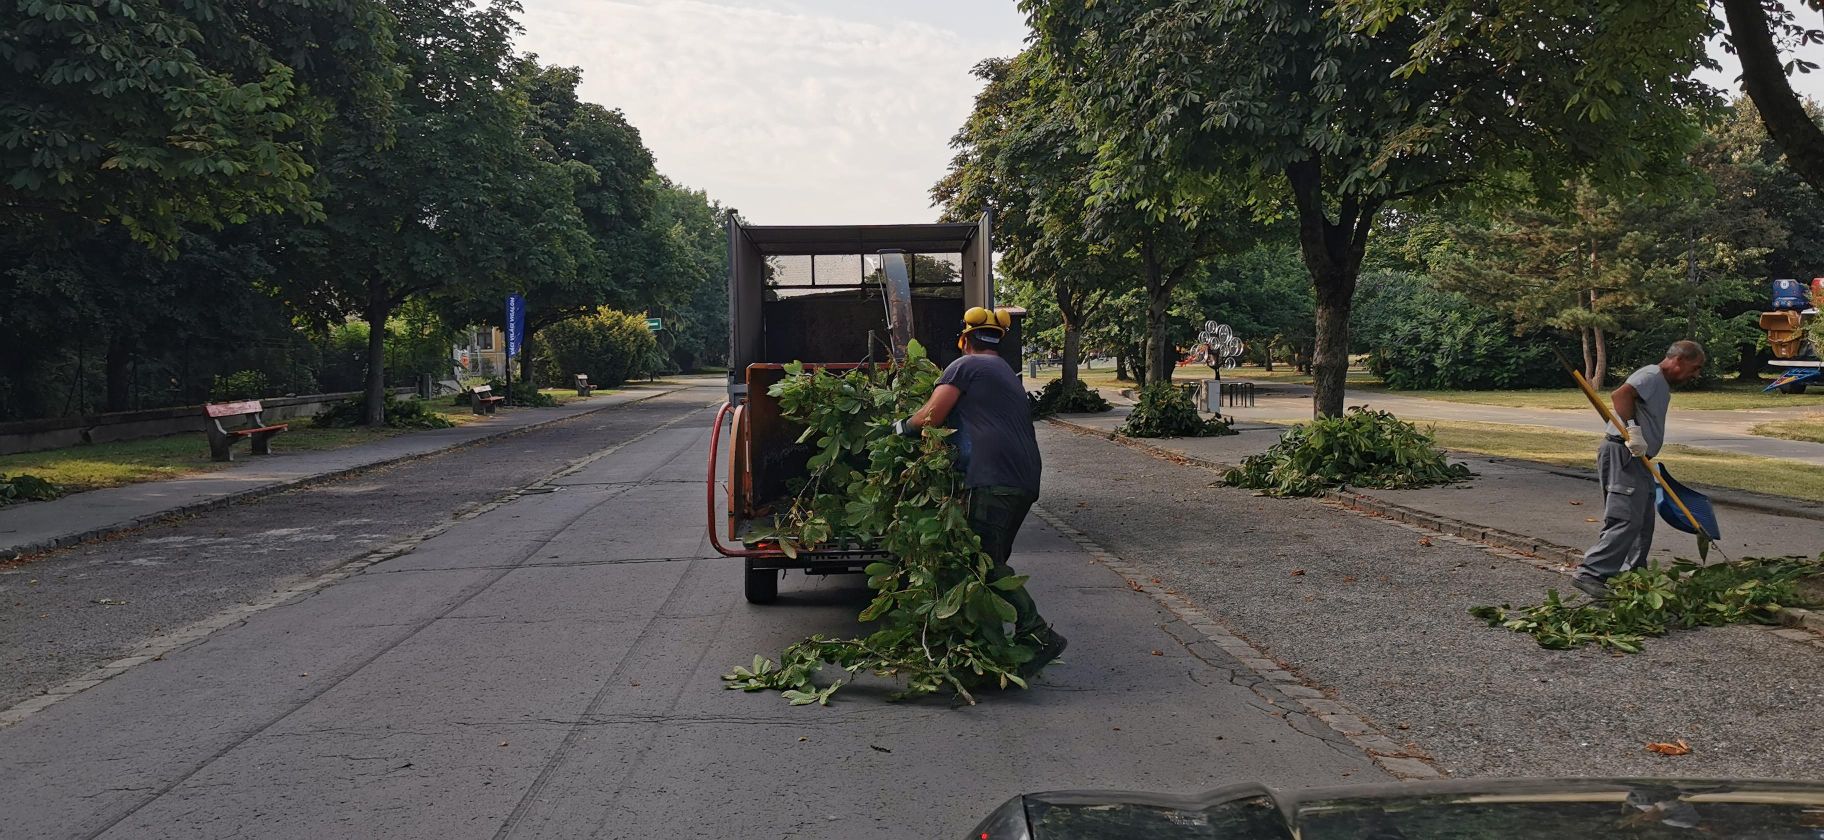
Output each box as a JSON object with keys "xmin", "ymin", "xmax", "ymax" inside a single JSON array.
[
  {"xmin": 205, "ymin": 400, "xmax": 265, "ymax": 418},
  {"xmin": 224, "ymin": 424, "xmax": 289, "ymax": 437}
]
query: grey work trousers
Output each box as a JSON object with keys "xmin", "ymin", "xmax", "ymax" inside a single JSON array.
[{"xmin": 1578, "ymin": 439, "xmax": 1657, "ymax": 581}]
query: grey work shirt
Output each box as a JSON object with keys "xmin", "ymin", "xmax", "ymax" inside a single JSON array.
[
  {"xmin": 937, "ymin": 353, "xmax": 1042, "ymax": 495},
  {"xmin": 1623, "ymin": 364, "xmax": 1671, "ymax": 457}
]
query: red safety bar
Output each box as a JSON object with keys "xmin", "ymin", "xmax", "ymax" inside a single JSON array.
[{"xmin": 706, "ymin": 399, "xmax": 889, "ymax": 562}]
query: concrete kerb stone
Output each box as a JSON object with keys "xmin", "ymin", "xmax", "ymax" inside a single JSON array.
[
  {"xmin": 1047, "ymin": 413, "xmax": 1824, "ymax": 642},
  {"xmin": 0, "ymin": 399, "xmax": 710, "ymax": 730},
  {"xmin": 1029, "ymin": 503, "xmax": 1447, "ymax": 781},
  {"xmin": 2, "ymin": 387, "xmax": 687, "ymax": 563}
]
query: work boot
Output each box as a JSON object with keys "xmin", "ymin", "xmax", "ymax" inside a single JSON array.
[
  {"xmin": 1570, "ymin": 575, "xmax": 1610, "ymax": 601},
  {"xmin": 1019, "ymin": 625, "xmax": 1068, "ymax": 678}
]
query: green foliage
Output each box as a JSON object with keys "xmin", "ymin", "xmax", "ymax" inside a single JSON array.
[
  {"xmin": 1223, "ymin": 408, "xmax": 1472, "ymax": 497},
  {"xmin": 210, "ymin": 371, "xmax": 271, "ymax": 402},
  {"xmin": 1116, "ymin": 384, "xmax": 1233, "ymax": 438},
  {"xmin": 1352, "ymin": 271, "xmax": 1564, "ymax": 390},
  {"xmin": 1029, "ymin": 378, "xmax": 1111, "ymax": 418},
  {"xmin": 536, "ymin": 308, "xmax": 658, "ymax": 388},
  {"xmin": 314, "ymin": 395, "xmax": 452, "ymax": 429},
  {"xmin": 0, "ymin": 473, "xmax": 63, "ymax": 506},
  {"xmin": 1, "ymin": 0, "xmax": 400, "ymax": 245},
  {"xmin": 724, "ymin": 341, "xmax": 1039, "ymax": 705},
  {"xmin": 1471, "ymin": 556, "xmax": 1824, "ymax": 652}
]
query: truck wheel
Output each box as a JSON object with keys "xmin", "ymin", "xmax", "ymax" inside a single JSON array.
[
  {"xmin": 744, "ymin": 560, "xmax": 779, "ymax": 604},
  {"xmin": 1778, "ymin": 381, "xmax": 1809, "ymax": 394}
]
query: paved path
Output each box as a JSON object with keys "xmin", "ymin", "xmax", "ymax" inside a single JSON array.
[
  {"xmin": 0, "ymin": 382, "xmax": 1383, "ymax": 839},
  {"xmin": 1056, "ymin": 403, "xmax": 1824, "ymax": 566},
  {"xmin": 0, "ymin": 385, "xmax": 691, "ymax": 560},
  {"xmin": 1213, "ymin": 380, "xmax": 1824, "ymax": 465}
]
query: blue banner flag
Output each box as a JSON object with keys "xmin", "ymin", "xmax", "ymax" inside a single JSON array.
[{"xmin": 506, "ymin": 293, "xmax": 526, "ymax": 359}]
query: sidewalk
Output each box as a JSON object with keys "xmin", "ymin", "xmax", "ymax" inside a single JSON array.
[
  {"xmin": 1054, "ymin": 396, "xmax": 1824, "ymax": 568},
  {"xmin": 0, "ymin": 384, "xmax": 692, "ymax": 560},
  {"xmin": 1205, "ymin": 379, "xmax": 1824, "ymax": 465}
]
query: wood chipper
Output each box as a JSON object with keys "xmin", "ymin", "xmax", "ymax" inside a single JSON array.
[{"xmin": 706, "ymin": 213, "xmax": 1020, "ymax": 603}]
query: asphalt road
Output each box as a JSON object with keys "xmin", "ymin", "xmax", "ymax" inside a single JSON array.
[{"xmin": 0, "ymin": 382, "xmax": 1382, "ymax": 839}]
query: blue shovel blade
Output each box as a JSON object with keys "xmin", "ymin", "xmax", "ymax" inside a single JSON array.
[{"xmin": 1654, "ymin": 464, "xmax": 1721, "ymax": 538}]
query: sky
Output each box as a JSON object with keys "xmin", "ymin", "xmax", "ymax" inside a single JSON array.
[{"xmin": 514, "ymin": 0, "xmax": 1824, "ymax": 226}]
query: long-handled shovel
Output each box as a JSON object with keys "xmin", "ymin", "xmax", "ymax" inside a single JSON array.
[{"xmin": 1564, "ymin": 367, "xmax": 1727, "ymax": 563}]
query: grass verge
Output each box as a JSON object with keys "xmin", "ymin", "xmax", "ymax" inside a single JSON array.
[
  {"xmin": 1752, "ymin": 413, "xmax": 1824, "ymax": 444},
  {"xmin": 1415, "ymin": 419, "xmax": 1824, "ymax": 503},
  {"xmin": 0, "ymin": 426, "xmax": 406, "ymax": 493},
  {"xmin": 0, "ymin": 390, "xmax": 618, "ymax": 495}
]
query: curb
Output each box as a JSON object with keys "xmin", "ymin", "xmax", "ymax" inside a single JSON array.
[
  {"xmin": 1029, "ymin": 503, "xmax": 1446, "ymax": 781},
  {"xmin": 1045, "ymin": 415, "xmax": 1824, "ymax": 638},
  {"xmin": 2, "ymin": 387, "xmax": 687, "ymax": 563}
]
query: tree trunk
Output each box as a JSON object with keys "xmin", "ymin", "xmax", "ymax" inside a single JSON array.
[
  {"xmin": 1285, "ymin": 159, "xmax": 1377, "ymax": 418},
  {"xmin": 1592, "ymin": 326, "xmax": 1609, "ymax": 389},
  {"xmin": 1147, "ymin": 288, "xmax": 1173, "ymax": 385},
  {"xmin": 1061, "ymin": 324, "xmax": 1082, "ymax": 388},
  {"xmin": 1580, "ymin": 326, "xmax": 1594, "ymax": 380},
  {"xmin": 1262, "ymin": 340, "xmax": 1276, "ymax": 372},
  {"xmin": 1310, "ymin": 274, "xmax": 1355, "ymax": 419},
  {"xmin": 104, "ymin": 335, "xmax": 132, "ymax": 413},
  {"xmin": 1130, "ymin": 343, "xmax": 1149, "ymax": 388},
  {"xmin": 1722, "ymin": 0, "xmax": 1824, "ymax": 197},
  {"xmin": 363, "ymin": 282, "xmax": 388, "ymax": 426},
  {"xmin": 1115, "ymin": 353, "xmax": 1130, "ymax": 382},
  {"xmin": 1733, "ymin": 343, "xmax": 1766, "ymax": 383},
  {"xmin": 1141, "ymin": 243, "xmax": 1178, "ymax": 385}
]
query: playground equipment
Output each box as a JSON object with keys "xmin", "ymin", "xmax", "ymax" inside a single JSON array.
[{"xmin": 1759, "ymin": 279, "xmax": 1820, "ymax": 394}]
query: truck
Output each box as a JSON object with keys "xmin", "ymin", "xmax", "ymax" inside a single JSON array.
[{"xmin": 705, "ymin": 213, "xmax": 1021, "ymax": 603}]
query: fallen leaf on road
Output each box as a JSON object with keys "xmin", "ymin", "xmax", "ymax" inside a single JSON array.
[
  {"xmin": 1343, "ymin": 576, "xmax": 1357, "ymax": 584},
  {"xmin": 92, "ymin": 598, "xmax": 128, "ymax": 606},
  {"xmin": 1127, "ymin": 579, "xmax": 1144, "ymax": 591},
  {"xmin": 1417, "ymin": 537, "xmax": 1433, "ymax": 547},
  {"xmin": 1586, "ymin": 517, "xmax": 1598, "ymax": 523},
  {"xmin": 1150, "ymin": 650, "xmax": 1163, "ymax": 656},
  {"xmin": 499, "ymin": 741, "xmax": 510, "ymax": 748},
  {"xmin": 1291, "ymin": 569, "xmax": 1306, "ymax": 576},
  {"xmin": 798, "ymin": 736, "xmax": 808, "ymax": 742},
  {"xmin": 869, "ymin": 744, "xmax": 891, "ymax": 753},
  {"xmin": 1570, "ymin": 500, "xmax": 1583, "ymax": 506},
  {"xmin": 1150, "ymin": 578, "xmax": 1161, "ymax": 584},
  {"xmin": 1646, "ymin": 740, "xmax": 1691, "ymax": 756}
]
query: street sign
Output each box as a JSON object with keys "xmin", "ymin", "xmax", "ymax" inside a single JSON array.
[
  {"xmin": 645, "ymin": 317, "xmax": 663, "ymax": 332},
  {"xmin": 506, "ymin": 293, "xmax": 526, "ymax": 358}
]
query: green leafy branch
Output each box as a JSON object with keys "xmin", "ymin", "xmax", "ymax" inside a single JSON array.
[
  {"xmin": 1472, "ymin": 555, "xmax": 1824, "ymax": 652},
  {"xmin": 724, "ymin": 341, "xmax": 1040, "ymax": 705}
]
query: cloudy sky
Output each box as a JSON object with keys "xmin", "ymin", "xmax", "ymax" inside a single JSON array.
[{"xmin": 514, "ymin": 0, "xmax": 1824, "ymax": 226}]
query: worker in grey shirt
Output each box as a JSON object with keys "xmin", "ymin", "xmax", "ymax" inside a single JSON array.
[
  {"xmin": 1573, "ymin": 340, "xmax": 1706, "ymax": 597},
  {"xmin": 896, "ymin": 307, "xmax": 1066, "ymax": 676}
]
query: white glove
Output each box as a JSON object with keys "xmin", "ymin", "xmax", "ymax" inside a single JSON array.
[{"xmin": 1624, "ymin": 421, "xmax": 1648, "ymax": 457}]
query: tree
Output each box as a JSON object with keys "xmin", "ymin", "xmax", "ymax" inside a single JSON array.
[
  {"xmin": 934, "ymin": 53, "xmax": 1127, "ymax": 389},
  {"xmin": 436, "ymin": 59, "xmax": 660, "ymax": 387},
  {"xmin": 281, "ymin": 0, "xmax": 566, "ymax": 424},
  {"xmin": 2, "ymin": 0, "xmax": 400, "ymax": 247},
  {"xmin": 1189, "ymin": 243, "xmax": 1315, "ymax": 372},
  {"xmin": 1027, "ymin": 0, "xmax": 1714, "ymax": 416},
  {"xmin": 646, "ymin": 180, "xmax": 730, "ymax": 372}
]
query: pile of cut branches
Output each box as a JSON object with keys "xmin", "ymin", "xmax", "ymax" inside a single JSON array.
[
  {"xmin": 1116, "ymin": 383, "xmax": 1233, "ymax": 438},
  {"xmin": 724, "ymin": 341, "xmax": 1037, "ymax": 704},
  {"xmin": 1471, "ymin": 555, "xmax": 1823, "ymax": 652},
  {"xmin": 1029, "ymin": 378, "xmax": 1111, "ymax": 418},
  {"xmin": 1223, "ymin": 407, "xmax": 1468, "ymax": 497}
]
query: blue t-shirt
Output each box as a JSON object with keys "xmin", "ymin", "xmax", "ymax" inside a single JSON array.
[{"xmin": 937, "ymin": 353, "xmax": 1042, "ymax": 495}]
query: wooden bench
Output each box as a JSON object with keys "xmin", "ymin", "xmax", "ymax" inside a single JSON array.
[
  {"xmin": 204, "ymin": 400, "xmax": 288, "ymax": 462},
  {"xmin": 470, "ymin": 384, "xmax": 506, "ymax": 415},
  {"xmin": 574, "ymin": 373, "xmax": 593, "ymax": 396}
]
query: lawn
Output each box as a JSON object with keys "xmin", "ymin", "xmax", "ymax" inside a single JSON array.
[
  {"xmin": 1029, "ymin": 363, "xmax": 1824, "ymax": 411},
  {"xmin": 1752, "ymin": 414, "xmax": 1824, "ymax": 444},
  {"xmin": 1414, "ymin": 419, "xmax": 1824, "ymax": 503},
  {"xmin": 0, "ymin": 425, "xmax": 406, "ymax": 493},
  {"xmin": 1353, "ymin": 380, "xmax": 1824, "ymax": 412},
  {"xmin": 1, "ymin": 388, "xmax": 618, "ymax": 496}
]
